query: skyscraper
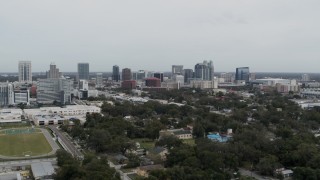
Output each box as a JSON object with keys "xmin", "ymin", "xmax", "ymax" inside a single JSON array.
[
  {"xmin": 96, "ymin": 73, "xmax": 103, "ymax": 87},
  {"xmin": 18, "ymin": 61, "xmax": 32, "ymax": 82},
  {"xmin": 235, "ymin": 67, "xmax": 250, "ymax": 82},
  {"xmin": 153, "ymin": 72, "xmax": 164, "ymax": 82},
  {"xmin": 122, "ymin": 68, "xmax": 132, "ymax": 81},
  {"xmin": 47, "ymin": 63, "xmax": 62, "ymax": 79},
  {"xmin": 113, "ymin": 65, "xmax": 120, "ymax": 82},
  {"xmin": 172, "ymin": 65, "xmax": 184, "ymax": 75},
  {"xmin": 78, "ymin": 63, "xmax": 89, "ymax": 80},
  {"xmin": 0, "ymin": 83, "xmax": 14, "ymax": 107},
  {"xmin": 194, "ymin": 60, "xmax": 214, "ymax": 81},
  {"xmin": 302, "ymin": 74, "xmax": 311, "ymax": 81},
  {"xmin": 184, "ymin": 69, "xmax": 194, "ymax": 84}
]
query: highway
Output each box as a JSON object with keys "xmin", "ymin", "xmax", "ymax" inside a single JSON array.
[{"xmin": 48, "ymin": 126, "xmax": 83, "ymax": 159}]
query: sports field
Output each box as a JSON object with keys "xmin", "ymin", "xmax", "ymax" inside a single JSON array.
[{"xmin": 0, "ymin": 129, "xmax": 52, "ymax": 157}]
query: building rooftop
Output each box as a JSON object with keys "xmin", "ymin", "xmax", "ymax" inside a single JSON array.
[
  {"xmin": 31, "ymin": 162, "xmax": 55, "ymax": 179},
  {"xmin": 0, "ymin": 172, "xmax": 21, "ymax": 180}
]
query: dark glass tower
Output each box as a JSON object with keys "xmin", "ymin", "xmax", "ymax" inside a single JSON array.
[
  {"xmin": 78, "ymin": 63, "xmax": 89, "ymax": 80},
  {"xmin": 113, "ymin": 65, "xmax": 120, "ymax": 82},
  {"xmin": 235, "ymin": 67, "xmax": 250, "ymax": 82}
]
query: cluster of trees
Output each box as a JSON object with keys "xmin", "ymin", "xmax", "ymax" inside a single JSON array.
[
  {"xmin": 59, "ymin": 88, "xmax": 320, "ymax": 179},
  {"xmin": 143, "ymin": 90, "xmax": 320, "ymax": 179},
  {"xmin": 54, "ymin": 150, "xmax": 119, "ymax": 180},
  {"xmin": 150, "ymin": 140, "xmax": 237, "ymax": 179}
]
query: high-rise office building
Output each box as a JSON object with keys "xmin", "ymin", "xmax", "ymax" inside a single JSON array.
[
  {"xmin": 172, "ymin": 65, "xmax": 184, "ymax": 75},
  {"xmin": 96, "ymin": 73, "xmax": 103, "ymax": 87},
  {"xmin": 18, "ymin": 61, "xmax": 32, "ymax": 82},
  {"xmin": 235, "ymin": 67, "xmax": 250, "ymax": 82},
  {"xmin": 78, "ymin": 63, "xmax": 89, "ymax": 80},
  {"xmin": 37, "ymin": 78, "xmax": 74, "ymax": 104},
  {"xmin": 132, "ymin": 70, "xmax": 147, "ymax": 81},
  {"xmin": 145, "ymin": 78, "xmax": 161, "ymax": 87},
  {"xmin": 153, "ymin": 72, "xmax": 164, "ymax": 82},
  {"xmin": 112, "ymin": 65, "xmax": 120, "ymax": 82},
  {"xmin": 184, "ymin": 69, "xmax": 194, "ymax": 84},
  {"xmin": 0, "ymin": 83, "xmax": 14, "ymax": 107},
  {"xmin": 302, "ymin": 74, "xmax": 311, "ymax": 81},
  {"xmin": 47, "ymin": 63, "xmax": 62, "ymax": 79},
  {"xmin": 194, "ymin": 60, "xmax": 214, "ymax": 81},
  {"xmin": 122, "ymin": 68, "xmax": 132, "ymax": 81},
  {"xmin": 220, "ymin": 73, "xmax": 234, "ymax": 82}
]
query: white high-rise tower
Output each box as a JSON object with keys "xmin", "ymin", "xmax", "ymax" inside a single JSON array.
[{"xmin": 18, "ymin": 61, "xmax": 32, "ymax": 82}]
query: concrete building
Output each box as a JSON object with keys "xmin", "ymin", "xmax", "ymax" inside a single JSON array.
[
  {"xmin": 172, "ymin": 65, "xmax": 184, "ymax": 75},
  {"xmin": 235, "ymin": 67, "xmax": 250, "ymax": 82},
  {"xmin": 46, "ymin": 63, "xmax": 62, "ymax": 79},
  {"xmin": 14, "ymin": 89, "xmax": 30, "ymax": 105},
  {"xmin": 133, "ymin": 70, "xmax": 147, "ymax": 81},
  {"xmin": 122, "ymin": 80, "xmax": 137, "ymax": 89},
  {"xmin": 18, "ymin": 61, "xmax": 32, "ymax": 82},
  {"xmin": 25, "ymin": 105, "xmax": 101, "ymax": 126},
  {"xmin": 194, "ymin": 60, "xmax": 214, "ymax": 81},
  {"xmin": 79, "ymin": 80, "xmax": 89, "ymax": 91},
  {"xmin": 78, "ymin": 63, "xmax": 89, "ymax": 80},
  {"xmin": 0, "ymin": 109, "xmax": 23, "ymax": 123},
  {"xmin": 253, "ymin": 78, "xmax": 295, "ymax": 86},
  {"xmin": 252, "ymin": 78, "xmax": 298, "ymax": 93},
  {"xmin": 122, "ymin": 68, "xmax": 132, "ymax": 81},
  {"xmin": 190, "ymin": 80, "xmax": 216, "ymax": 89},
  {"xmin": 220, "ymin": 73, "xmax": 234, "ymax": 83},
  {"xmin": 172, "ymin": 74, "xmax": 184, "ymax": 84},
  {"xmin": 160, "ymin": 128, "xmax": 193, "ymax": 140},
  {"xmin": 302, "ymin": 74, "xmax": 311, "ymax": 81},
  {"xmin": 145, "ymin": 78, "xmax": 161, "ymax": 87},
  {"xmin": 0, "ymin": 83, "xmax": 14, "ymax": 107},
  {"xmin": 113, "ymin": 65, "xmax": 120, "ymax": 82},
  {"xmin": 276, "ymin": 84, "xmax": 299, "ymax": 93},
  {"xmin": 31, "ymin": 162, "xmax": 55, "ymax": 180},
  {"xmin": 0, "ymin": 172, "xmax": 22, "ymax": 180},
  {"xmin": 96, "ymin": 73, "xmax": 103, "ymax": 87},
  {"xmin": 37, "ymin": 78, "xmax": 74, "ymax": 104},
  {"xmin": 161, "ymin": 82, "xmax": 180, "ymax": 90}
]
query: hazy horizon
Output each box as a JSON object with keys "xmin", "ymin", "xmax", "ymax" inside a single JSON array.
[{"xmin": 1, "ymin": 1, "xmax": 320, "ymax": 73}]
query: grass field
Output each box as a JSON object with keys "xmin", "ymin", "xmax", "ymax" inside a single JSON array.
[
  {"xmin": 0, "ymin": 132, "xmax": 52, "ymax": 157},
  {"xmin": 134, "ymin": 138, "xmax": 155, "ymax": 151}
]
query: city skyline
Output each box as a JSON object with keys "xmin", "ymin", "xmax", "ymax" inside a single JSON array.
[
  {"xmin": 1, "ymin": 60, "xmax": 320, "ymax": 74},
  {"xmin": 1, "ymin": 1, "xmax": 320, "ymax": 73}
]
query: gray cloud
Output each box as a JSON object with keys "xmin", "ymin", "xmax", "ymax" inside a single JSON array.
[{"xmin": 0, "ymin": 0, "xmax": 320, "ymax": 73}]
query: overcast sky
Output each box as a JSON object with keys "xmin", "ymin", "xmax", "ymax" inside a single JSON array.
[{"xmin": 1, "ymin": 0, "xmax": 319, "ymax": 73}]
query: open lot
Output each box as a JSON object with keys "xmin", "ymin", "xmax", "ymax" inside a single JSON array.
[{"xmin": 0, "ymin": 129, "xmax": 52, "ymax": 157}]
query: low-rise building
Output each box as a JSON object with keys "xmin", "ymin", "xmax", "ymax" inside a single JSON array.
[
  {"xmin": 190, "ymin": 80, "xmax": 217, "ymax": 89},
  {"xmin": 31, "ymin": 162, "xmax": 55, "ymax": 180},
  {"xmin": 0, "ymin": 109, "xmax": 23, "ymax": 123},
  {"xmin": 24, "ymin": 105, "xmax": 101, "ymax": 126},
  {"xmin": 159, "ymin": 128, "xmax": 193, "ymax": 140}
]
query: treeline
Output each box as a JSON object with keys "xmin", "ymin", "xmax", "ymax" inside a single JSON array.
[{"xmin": 54, "ymin": 150, "xmax": 120, "ymax": 180}]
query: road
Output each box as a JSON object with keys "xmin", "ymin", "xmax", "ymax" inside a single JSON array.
[{"xmin": 48, "ymin": 126, "xmax": 83, "ymax": 159}]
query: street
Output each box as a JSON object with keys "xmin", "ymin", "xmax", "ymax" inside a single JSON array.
[{"xmin": 48, "ymin": 125, "xmax": 83, "ymax": 159}]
